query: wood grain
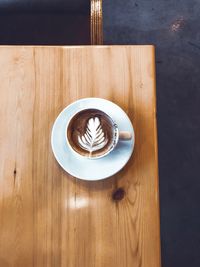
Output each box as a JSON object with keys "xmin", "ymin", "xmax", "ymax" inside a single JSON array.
[{"xmin": 0, "ymin": 46, "xmax": 160, "ymax": 267}]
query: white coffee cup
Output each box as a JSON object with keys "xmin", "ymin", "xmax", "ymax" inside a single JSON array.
[{"xmin": 66, "ymin": 108, "xmax": 132, "ymax": 159}]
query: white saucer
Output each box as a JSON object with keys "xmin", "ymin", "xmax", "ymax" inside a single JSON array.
[{"xmin": 51, "ymin": 98, "xmax": 135, "ymax": 181}]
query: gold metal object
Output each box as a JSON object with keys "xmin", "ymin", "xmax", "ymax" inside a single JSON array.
[{"xmin": 91, "ymin": 0, "xmax": 103, "ymax": 45}]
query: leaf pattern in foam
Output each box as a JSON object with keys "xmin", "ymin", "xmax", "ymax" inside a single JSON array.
[{"xmin": 78, "ymin": 117, "xmax": 108, "ymax": 153}]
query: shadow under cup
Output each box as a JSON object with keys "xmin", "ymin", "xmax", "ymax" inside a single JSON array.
[{"xmin": 66, "ymin": 108, "xmax": 119, "ymax": 159}]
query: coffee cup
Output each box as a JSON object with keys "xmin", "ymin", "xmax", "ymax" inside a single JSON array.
[{"xmin": 66, "ymin": 108, "xmax": 132, "ymax": 159}]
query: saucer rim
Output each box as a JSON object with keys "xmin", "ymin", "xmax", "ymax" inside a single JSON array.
[{"xmin": 51, "ymin": 98, "xmax": 135, "ymax": 181}]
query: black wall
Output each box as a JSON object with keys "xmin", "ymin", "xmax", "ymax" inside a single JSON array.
[{"xmin": 103, "ymin": 1, "xmax": 200, "ymax": 266}]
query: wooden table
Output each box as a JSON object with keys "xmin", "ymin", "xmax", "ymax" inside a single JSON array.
[{"xmin": 0, "ymin": 46, "xmax": 160, "ymax": 267}]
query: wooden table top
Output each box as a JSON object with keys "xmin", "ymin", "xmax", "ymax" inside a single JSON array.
[{"xmin": 0, "ymin": 45, "xmax": 160, "ymax": 267}]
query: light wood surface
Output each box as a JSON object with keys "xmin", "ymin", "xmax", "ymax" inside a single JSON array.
[{"xmin": 0, "ymin": 46, "xmax": 160, "ymax": 267}]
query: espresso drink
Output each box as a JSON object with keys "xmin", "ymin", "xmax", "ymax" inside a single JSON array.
[{"xmin": 67, "ymin": 109, "xmax": 118, "ymax": 158}]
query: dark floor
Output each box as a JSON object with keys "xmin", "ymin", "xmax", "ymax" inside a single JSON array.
[
  {"xmin": 103, "ymin": 1, "xmax": 200, "ymax": 266},
  {"xmin": 0, "ymin": 0, "xmax": 90, "ymax": 45}
]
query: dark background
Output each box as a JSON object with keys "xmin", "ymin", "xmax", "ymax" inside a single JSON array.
[
  {"xmin": 0, "ymin": 0, "xmax": 90, "ymax": 44},
  {"xmin": 0, "ymin": 0, "xmax": 200, "ymax": 266}
]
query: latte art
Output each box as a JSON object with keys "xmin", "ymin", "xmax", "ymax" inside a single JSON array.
[
  {"xmin": 78, "ymin": 117, "xmax": 108, "ymax": 153},
  {"xmin": 67, "ymin": 109, "xmax": 118, "ymax": 158}
]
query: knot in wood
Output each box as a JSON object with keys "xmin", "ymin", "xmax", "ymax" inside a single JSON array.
[{"xmin": 112, "ymin": 188, "xmax": 125, "ymax": 201}]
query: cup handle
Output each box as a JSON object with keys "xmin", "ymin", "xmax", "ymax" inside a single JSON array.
[{"xmin": 119, "ymin": 131, "xmax": 132, "ymax": 140}]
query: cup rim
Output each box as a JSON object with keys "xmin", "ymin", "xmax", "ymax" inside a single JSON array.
[{"xmin": 65, "ymin": 107, "xmax": 119, "ymax": 159}]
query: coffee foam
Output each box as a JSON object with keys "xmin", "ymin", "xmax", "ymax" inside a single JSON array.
[{"xmin": 67, "ymin": 109, "xmax": 117, "ymax": 158}]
